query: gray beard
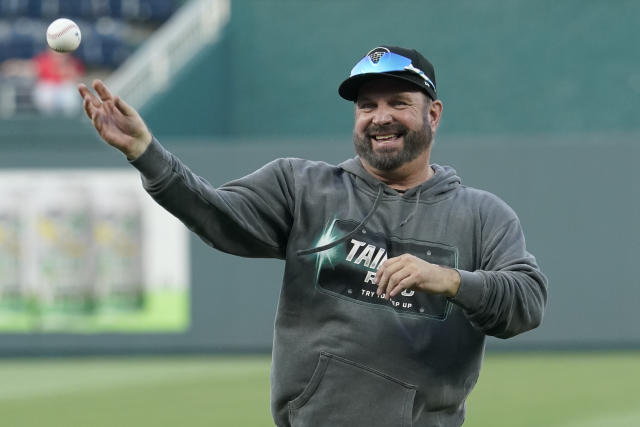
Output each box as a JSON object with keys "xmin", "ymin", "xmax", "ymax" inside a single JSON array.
[{"xmin": 353, "ymin": 122, "xmax": 433, "ymax": 171}]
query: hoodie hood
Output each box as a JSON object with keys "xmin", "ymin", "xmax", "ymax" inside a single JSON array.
[
  {"xmin": 338, "ymin": 156, "xmax": 462, "ymax": 201},
  {"xmin": 297, "ymin": 157, "xmax": 461, "ymax": 256}
]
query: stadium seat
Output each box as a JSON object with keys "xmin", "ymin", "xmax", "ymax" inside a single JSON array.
[{"xmin": 0, "ymin": 0, "xmax": 29, "ymax": 17}]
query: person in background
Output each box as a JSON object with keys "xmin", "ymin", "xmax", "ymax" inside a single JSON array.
[{"xmin": 32, "ymin": 49, "xmax": 84, "ymax": 116}]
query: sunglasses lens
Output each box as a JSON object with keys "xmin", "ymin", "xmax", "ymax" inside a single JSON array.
[{"xmin": 349, "ymin": 52, "xmax": 412, "ymax": 77}]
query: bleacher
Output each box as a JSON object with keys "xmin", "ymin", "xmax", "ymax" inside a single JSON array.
[{"xmin": 0, "ymin": 0, "xmax": 180, "ymax": 115}]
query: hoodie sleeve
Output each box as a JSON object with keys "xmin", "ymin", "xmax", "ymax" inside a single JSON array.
[
  {"xmin": 129, "ymin": 137, "xmax": 294, "ymax": 259},
  {"xmin": 450, "ymin": 197, "xmax": 548, "ymax": 339}
]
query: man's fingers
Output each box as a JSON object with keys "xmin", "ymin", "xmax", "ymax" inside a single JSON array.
[
  {"xmin": 83, "ymin": 96, "xmax": 103, "ymax": 122},
  {"xmin": 376, "ymin": 261, "xmax": 404, "ymax": 295},
  {"xmin": 384, "ymin": 270, "xmax": 411, "ymax": 299},
  {"xmin": 389, "ymin": 276, "xmax": 414, "ymax": 297},
  {"xmin": 93, "ymin": 79, "xmax": 113, "ymax": 102},
  {"xmin": 92, "ymin": 110, "xmax": 103, "ymax": 132},
  {"xmin": 77, "ymin": 83, "xmax": 90, "ymax": 98},
  {"xmin": 114, "ymin": 96, "xmax": 135, "ymax": 117},
  {"xmin": 82, "ymin": 97, "xmax": 93, "ymax": 119},
  {"xmin": 78, "ymin": 84, "xmax": 101, "ymax": 108},
  {"xmin": 375, "ymin": 256, "xmax": 403, "ymax": 279}
]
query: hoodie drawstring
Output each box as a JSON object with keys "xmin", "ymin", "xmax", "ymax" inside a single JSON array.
[
  {"xmin": 296, "ymin": 185, "xmax": 384, "ymax": 256},
  {"xmin": 399, "ymin": 187, "xmax": 421, "ymax": 228}
]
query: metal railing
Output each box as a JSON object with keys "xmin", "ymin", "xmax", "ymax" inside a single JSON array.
[{"xmin": 105, "ymin": 0, "xmax": 230, "ymax": 109}]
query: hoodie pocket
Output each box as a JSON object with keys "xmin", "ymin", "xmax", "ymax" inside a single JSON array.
[{"xmin": 288, "ymin": 352, "xmax": 416, "ymax": 427}]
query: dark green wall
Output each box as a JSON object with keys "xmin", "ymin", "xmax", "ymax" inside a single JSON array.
[
  {"xmin": 144, "ymin": 0, "xmax": 640, "ymax": 138},
  {"xmin": 141, "ymin": 33, "xmax": 232, "ymax": 137}
]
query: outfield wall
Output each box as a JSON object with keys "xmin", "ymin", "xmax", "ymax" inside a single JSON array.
[{"xmin": 0, "ymin": 127, "xmax": 639, "ymax": 355}]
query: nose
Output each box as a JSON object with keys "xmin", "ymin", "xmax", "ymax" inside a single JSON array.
[{"xmin": 371, "ymin": 104, "xmax": 393, "ymax": 126}]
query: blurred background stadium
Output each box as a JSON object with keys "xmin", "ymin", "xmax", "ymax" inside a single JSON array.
[{"xmin": 1, "ymin": 0, "xmax": 639, "ymax": 426}]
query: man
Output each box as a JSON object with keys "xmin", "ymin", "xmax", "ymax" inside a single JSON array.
[{"xmin": 79, "ymin": 45, "xmax": 547, "ymax": 427}]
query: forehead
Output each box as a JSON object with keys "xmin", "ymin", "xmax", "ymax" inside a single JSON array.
[{"xmin": 356, "ymin": 77, "xmax": 425, "ymax": 101}]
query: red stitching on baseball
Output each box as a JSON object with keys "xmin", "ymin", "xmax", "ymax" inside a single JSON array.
[{"xmin": 47, "ymin": 24, "xmax": 77, "ymax": 39}]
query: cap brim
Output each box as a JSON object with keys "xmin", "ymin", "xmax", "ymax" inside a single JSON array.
[{"xmin": 338, "ymin": 72, "xmax": 436, "ymax": 102}]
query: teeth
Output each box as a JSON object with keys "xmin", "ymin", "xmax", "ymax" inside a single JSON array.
[{"xmin": 374, "ymin": 134, "xmax": 396, "ymax": 141}]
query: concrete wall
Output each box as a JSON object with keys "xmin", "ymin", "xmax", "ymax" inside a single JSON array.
[{"xmin": 1, "ymin": 129, "xmax": 639, "ymax": 354}]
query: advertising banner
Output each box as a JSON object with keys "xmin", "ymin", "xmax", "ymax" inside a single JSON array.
[{"xmin": 0, "ymin": 169, "xmax": 189, "ymax": 332}]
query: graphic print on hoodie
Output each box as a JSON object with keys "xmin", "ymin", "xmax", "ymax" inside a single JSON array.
[{"xmin": 313, "ymin": 218, "xmax": 456, "ymax": 319}]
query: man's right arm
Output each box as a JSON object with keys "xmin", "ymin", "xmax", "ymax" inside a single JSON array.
[
  {"xmin": 79, "ymin": 79, "xmax": 295, "ymax": 259},
  {"xmin": 130, "ymin": 137, "xmax": 294, "ymax": 259}
]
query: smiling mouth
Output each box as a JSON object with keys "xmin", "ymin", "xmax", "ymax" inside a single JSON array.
[
  {"xmin": 374, "ymin": 134, "xmax": 396, "ymax": 141},
  {"xmin": 370, "ymin": 133, "xmax": 403, "ymax": 143}
]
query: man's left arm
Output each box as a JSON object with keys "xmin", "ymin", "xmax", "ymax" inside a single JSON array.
[
  {"xmin": 449, "ymin": 217, "xmax": 548, "ymax": 338},
  {"xmin": 376, "ymin": 217, "xmax": 548, "ymax": 339}
]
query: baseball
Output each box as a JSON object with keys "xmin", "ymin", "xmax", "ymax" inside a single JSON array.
[{"xmin": 46, "ymin": 18, "xmax": 81, "ymax": 53}]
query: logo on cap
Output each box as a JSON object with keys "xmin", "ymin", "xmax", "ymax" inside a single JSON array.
[{"xmin": 366, "ymin": 47, "xmax": 391, "ymax": 64}]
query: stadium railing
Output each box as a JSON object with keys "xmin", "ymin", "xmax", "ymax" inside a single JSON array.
[{"xmin": 105, "ymin": 0, "xmax": 230, "ymax": 110}]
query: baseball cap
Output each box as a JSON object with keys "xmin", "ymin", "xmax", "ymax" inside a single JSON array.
[{"xmin": 338, "ymin": 45, "xmax": 437, "ymax": 101}]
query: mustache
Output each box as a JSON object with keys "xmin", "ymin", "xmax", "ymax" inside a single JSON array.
[{"xmin": 365, "ymin": 123, "xmax": 408, "ymax": 136}]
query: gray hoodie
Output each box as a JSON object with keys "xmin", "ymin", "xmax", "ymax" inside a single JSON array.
[{"xmin": 131, "ymin": 138, "xmax": 547, "ymax": 427}]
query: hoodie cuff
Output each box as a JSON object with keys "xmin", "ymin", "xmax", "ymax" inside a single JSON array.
[
  {"xmin": 449, "ymin": 269, "xmax": 486, "ymax": 312},
  {"xmin": 129, "ymin": 137, "xmax": 172, "ymax": 182}
]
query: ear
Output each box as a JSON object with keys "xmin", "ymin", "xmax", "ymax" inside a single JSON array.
[{"xmin": 427, "ymin": 99, "xmax": 443, "ymax": 132}]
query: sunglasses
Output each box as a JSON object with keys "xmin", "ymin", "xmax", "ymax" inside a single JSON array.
[{"xmin": 349, "ymin": 51, "xmax": 435, "ymax": 90}]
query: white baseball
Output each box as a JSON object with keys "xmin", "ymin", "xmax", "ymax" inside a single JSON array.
[{"xmin": 46, "ymin": 18, "xmax": 81, "ymax": 53}]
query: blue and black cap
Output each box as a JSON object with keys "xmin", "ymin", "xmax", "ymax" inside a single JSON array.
[{"xmin": 339, "ymin": 45, "xmax": 437, "ymax": 101}]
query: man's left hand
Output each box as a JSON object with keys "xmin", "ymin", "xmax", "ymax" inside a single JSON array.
[{"xmin": 375, "ymin": 254, "xmax": 461, "ymax": 299}]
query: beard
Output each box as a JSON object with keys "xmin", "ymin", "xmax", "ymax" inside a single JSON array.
[{"xmin": 353, "ymin": 120, "xmax": 433, "ymax": 171}]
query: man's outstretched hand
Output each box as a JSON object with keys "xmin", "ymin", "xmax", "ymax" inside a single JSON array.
[{"xmin": 78, "ymin": 79, "xmax": 152, "ymax": 160}]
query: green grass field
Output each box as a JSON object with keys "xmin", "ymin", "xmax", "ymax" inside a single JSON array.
[{"xmin": 1, "ymin": 351, "xmax": 638, "ymax": 426}]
